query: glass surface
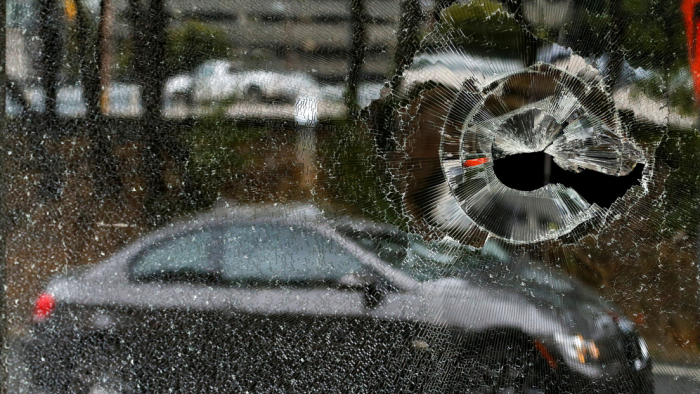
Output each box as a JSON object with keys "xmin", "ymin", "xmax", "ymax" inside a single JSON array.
[
  {"xmin": 3, "ymin": 0, "xmax": 699, "ymax": 392},
  {"xmin": 132, "ymin": 230, "xmax": 214, "ymax": 282},
  {"xmin": 220, "ymin": 224, "xmax": 363, "ymax": 285}
]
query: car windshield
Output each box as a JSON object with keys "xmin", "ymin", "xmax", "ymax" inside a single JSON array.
[
  {"xmin": 342, "ymin": 229, "xmax": 485, "ymax": 282},
  {"xmin": 343, "ymin": 228, "xmax": 579, "ymax": 298}
]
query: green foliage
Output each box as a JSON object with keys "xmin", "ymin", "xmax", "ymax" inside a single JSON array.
[
  {"xmin": 317, "ymin": 120, "xmax": 404, "ymax": 227},
  {"xmin": 112, "ymin": 38, "xmax": 134, "ymax": 79},
  {"xmin": 438, "ymin": 0, "xmax": 688, "ymax": 73},
  {"xmin": 182, "ymin": 112, "xmax": 265, "ymax": 206},
  {"xmin": 166, "ymin": 21, "xmax": 231, "ymax": 74},
  {"xmin": 632, "ymin": 70, "xmax": 696, "ymax": 116},
  {"xmin": 655, "ymin": 125, "xmax": 700, "ymax": 238},
  {"xmin": 621, "ymin": 0, "xmax": 687, "ymax": 70},
  {"xmin": 563, "ymin": 0, "xmax": 687, "ymax": 71},
  {"xmin": 434, "ymin": 0, "xmax": 523, "ymax": 57}
]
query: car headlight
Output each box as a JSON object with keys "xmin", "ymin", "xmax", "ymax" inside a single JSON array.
[
  {"xmin": 615, "ymin": 316, "xmax": 650, "ymax": 368},
  {"xmin": 555, "ymin": 333, "xmax": 600, "ymax": 364}
]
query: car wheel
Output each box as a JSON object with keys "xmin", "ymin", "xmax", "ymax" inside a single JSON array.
[
  {"xmin": 68, "ymin": 355, "xmax": 134, "ymax": 394},
  {"xmin": 246, "ymin": 85, "xmax": 263, "ymax": 102}
]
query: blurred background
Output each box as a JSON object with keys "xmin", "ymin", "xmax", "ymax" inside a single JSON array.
[{"xmin": 2, "ymin": 0, "xmax": 700, "ymax": 390}]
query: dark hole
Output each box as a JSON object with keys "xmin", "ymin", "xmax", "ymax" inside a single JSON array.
[
  {"xmin": 492, "ymin": 151, "xmax": 643, "ymax": 208},
  {"xmin": 492, "ymin": 152, "xmax": 550, "ymax": 192}
]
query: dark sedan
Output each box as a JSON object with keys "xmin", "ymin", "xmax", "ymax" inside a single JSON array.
[{"xmin": 25, "ymin": 205, "xmax": 652, "ymax": 393}]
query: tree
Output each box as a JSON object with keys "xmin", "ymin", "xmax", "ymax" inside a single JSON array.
[
  {"xmin": 128, "ymin": 0, "xmax": 169, "ymax": 225},
  {"xmin": 391, "ymin": 0, "xmax": 422, "ymax": 90},
  {"xmin": 166, "ymin": 21, "xmax": 230, "ymax": 75},
  {"xmin": 36, "ymin": 0, "xmax": 62, "ymax": 201},
  {"xmin": 76, "ymin": 0, "xmax": 122, "ymax": 197},
  {"xmin": 38, "ymin": 0, "xmax": 61, "ymax": 121},
  {"xmin": 346, "ymin": 0, "xmax": 367, "ymax": 119}
]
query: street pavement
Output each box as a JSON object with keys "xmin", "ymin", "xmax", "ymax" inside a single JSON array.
[{"xmin": 654, "ymin": 364, "xmax": 700, "ymax": 394}]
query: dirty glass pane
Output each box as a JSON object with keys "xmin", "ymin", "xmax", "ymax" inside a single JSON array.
[{"xmin": 3, "ymin": 0, "xmax": 700, "ymax": 393}]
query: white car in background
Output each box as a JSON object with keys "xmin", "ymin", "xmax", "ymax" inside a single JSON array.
[
  {"xmin": 319, "ymin": 82, "xmax": 384, "ymax": 108},
  {"xmin": 13, "ymin": 83, "xmax": 144, "ymax": 118},
  {"xmin": 163, "ymin": 74, "xmax": 193, "ymax": 118},
  {"xmin": 237, "ymin": 70, "xmax": 319, "ymax": 103},
  {"xmin": 192, "ymin": 60, "xmax": 320, "ymax": 104},
  {"xmin": 192, "ymin": 60, "xmax": 238, "ymax": 103},
  {"xmin": 192, "ymin": 59, "xmax": 321, "ymax": 125},
  {"xmin": 399, "ymin": 51, "xmax": 523, "ymax": 94},
  {"xmin": 164, "ymin": 74, "xmax": 192, "ymax": 101},
  {"xmin": 56, "ymin": 86, "xmax": 87, "ymax": 118}
]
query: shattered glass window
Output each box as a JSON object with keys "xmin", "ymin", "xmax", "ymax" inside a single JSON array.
[{"xmin": 4, "ymin": 0, "xmax": 700, "ymax": 392}]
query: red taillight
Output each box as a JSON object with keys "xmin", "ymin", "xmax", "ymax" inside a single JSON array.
[{"xmin": 33, "ymin": 293, "xmax": 55, "ymax": 322}]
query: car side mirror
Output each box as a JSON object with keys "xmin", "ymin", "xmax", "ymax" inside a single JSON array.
[
  {"xmin": 362, "ymin": 276, "xmax": 387, "ymax": 309},
  {"xmin": 337, "ymin": 272, "xmax": 387, "ymax": 309},
  {"xmin": 337, "ymin": 272, "xmax": 366, "ymax": 289}
]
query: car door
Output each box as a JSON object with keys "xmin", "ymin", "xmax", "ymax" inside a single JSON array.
[
  {"xmin": 212, "ymin": 222, "xmax": 457, "ymax": 393},
  {"xmin": 120, "ymin": 227, "xmax": 225, "ymax": 392},
  {"xmin": 339, "ymin": 230, "xmax": 471, "ymax": 393},
  {"xmin": 207, "ymin": 221, "xmax": 374, "ymax": 392}
]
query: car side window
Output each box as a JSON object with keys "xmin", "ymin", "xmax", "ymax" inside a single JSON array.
[
  {"xmin": 220, "ymin": 224, "xmax": 363, "ymax": 286},
  {"xmin": 131, "ymin": 230, "xmax": 216, "ymax": 283}
]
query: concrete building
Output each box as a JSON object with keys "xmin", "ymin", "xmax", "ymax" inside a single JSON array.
[{"xmin": 112, "ymin": 0, "xmax": 405, "ymax": 82}]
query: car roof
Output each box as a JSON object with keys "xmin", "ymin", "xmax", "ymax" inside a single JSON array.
[{"xmin": 153, "ymin": 202, "xmax": 323, "ymax": 234}]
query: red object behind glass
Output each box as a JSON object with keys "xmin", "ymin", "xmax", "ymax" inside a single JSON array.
[
  {"xmin": 33, "ymin": 293, "xmax": 55, "ymax": 322},
  {"xmin": 682, "ymin": 0, "xmax": 700, "ymax": 103},
  {"xmin": 462, "ymin": 157, "xmax": 489, "ymax": 167}
]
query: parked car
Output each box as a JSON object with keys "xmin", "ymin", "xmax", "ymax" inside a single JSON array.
[
  {"xmin": 163, "ymin": 73, "xmax": 193, "ymax": 118},
  {"xmin": 399, "ymin": 51, "xmax": 523, "ymax": 94},
  {"xmin": 56, "ymin": 85, "xmax": 87, "ymax": 118},
  {"xmin": 106, "ymin": 83, "xmax": 143, "ymax": 118},
  {"xmin": 191, "ymin": 60, "xmax": 320, "ymax": 124},
  {"xmin": 319, "ymin": 82, "xmax": 385, "ymax": 109},
  {"xmin": 191, "ymin": 59, "xmax": 238, "ymax": 103},
  {"xmin": 192, "ymin": 59, "xmax": 319, "ymax": 104},
  {"xmin": 315, "ymin": 82, "xmax": 385, "ymax": 121},
  {"xmin": 237, "ymin": 70, "xmax": 319, "ymax": 103},
  {"xmin": 399, "ymin": 44, "xmax": 655, "ymax": 97},
  {"xmin": 24, "ymin": 204, "xmax": 652, "ymax": 393},
  {"xmin": 8, "ymin": 82, "xmax": 145, "ymax": 118}
]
